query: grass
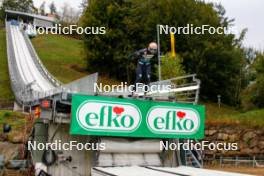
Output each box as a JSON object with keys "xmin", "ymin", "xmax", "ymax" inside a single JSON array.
[
  {"xmin": 0, "ymin": 28, "xmax": 14, "ymax": 99},
  {"xmin": 205, "ymin": 102, "xmax": 264, "ymax": 128},
  {"xmin": 31, "ymin": 34, "xmax": 87, "ymax": 83},
  {"xmin": 0, "ymin": 110, "xmax": 25, "ymax": 131},
  {"xmin": 31, "ymin": 33, "xmax": 120, "ymax": 85}
]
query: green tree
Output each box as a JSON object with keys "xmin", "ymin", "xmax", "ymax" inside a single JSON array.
[
  {"xmin": 0, "ymin": 0, "xmax": 35, "ymax": 20},
  {"xmin": 81, "ymin": 0, "xmax": 132, "ymax": 79},
  {"xmin": 252, "ymin": 53, "xmax": 264, "ymax": 107},
  {"xmin": 81, "ymin": 0, "xmax": 246, "ymax": 105},
  {"xmin": 241, "ymin": 53, "xmax": 264, "ymax": 109},
  {"xmin": 156, "ymin": 53, "xmax": 185, "ymax": 80}
]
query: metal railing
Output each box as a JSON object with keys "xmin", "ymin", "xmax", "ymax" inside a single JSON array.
[
  {"xmin": 0, "ymin": 99, "xmax": 14, "ymax": 110},
  {"xmin": 6, "ymin": 20, "xmax": 99, "ymax": 106},
  {"xmin": 5, "ymin": 20, "xmax": 62, "ymax": 105},
  {"xmin": 204, "ymin": 156, "xmax": 264, "ymax": 168},
  {"xmin": 184, "ymin": 139, "xmax": 203, "ymax": 168},
  {"xmin": 100, "ymin": 74, "xmax": 201, "ymax": 105},
  {"xmin": 5, "ymin": 21, "xmax": 26, "ymax": 104},
  {"xmin": 22, "ymin": 31, "xmax": 62, "ymax": 87},
  {"xmin": 147, "ymin": 74, "xmax": 201, "ymax": 104}
]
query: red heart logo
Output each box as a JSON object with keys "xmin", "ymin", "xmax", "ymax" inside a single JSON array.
[
  {"xmin": 113, "ymin": 106, "xmax": 124, "ymax": 115},
  {"xmin": 177, "ymin": 111, "xmax": 186, "ymax": 119}
]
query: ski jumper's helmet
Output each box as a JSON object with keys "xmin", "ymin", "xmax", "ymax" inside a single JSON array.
[{"xmin": 148, "ymin": 42, "xmax": 158, "ymax": 54}]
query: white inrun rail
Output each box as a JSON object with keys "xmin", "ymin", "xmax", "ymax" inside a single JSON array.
[{"xmin": 6, "ymin": 20, "xmax": 62, "ymax": 104}]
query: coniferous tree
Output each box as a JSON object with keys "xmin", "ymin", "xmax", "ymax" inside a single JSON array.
[{"xmin": 81, "ymin": 0, "xmax": 247, "ymax": 105}]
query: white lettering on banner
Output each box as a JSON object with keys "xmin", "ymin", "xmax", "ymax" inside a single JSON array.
[
  {"xmin": 147, "ymin": 106, "xmax": 200, "ymax": 135},
  {"xmin": 76, "ymin": 101, "xmax": 142, "ymax": 132}
]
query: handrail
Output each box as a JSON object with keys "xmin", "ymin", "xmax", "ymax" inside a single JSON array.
[
  {"xmin": 22, "ymin": 30, "xmax": 62, "ymax": 87},
  {"xmin": 5, "ymin": 20, "xmax": 63, "ymax": 104},
  {"xmin": 5, "ymin": 20, "xmax": 26, "ymax": 104}
]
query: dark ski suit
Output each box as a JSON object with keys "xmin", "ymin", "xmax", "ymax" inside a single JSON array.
[{"xmin": 133, "ymin": 48, "xmax": 156, "ymax": 85}]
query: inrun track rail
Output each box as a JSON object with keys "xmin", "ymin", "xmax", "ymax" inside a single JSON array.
[{"xmin": 6, "ymin": 20, "xmax": 62, "ymax": 105}]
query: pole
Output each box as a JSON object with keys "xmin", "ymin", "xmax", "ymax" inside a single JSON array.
[
  {"xmin": 157, "ymin": 24, "xmax": 161, "ymax": 81},
  {"xmin": 170, "ymin": 32, "xmax": 176, "ymax": 57}
]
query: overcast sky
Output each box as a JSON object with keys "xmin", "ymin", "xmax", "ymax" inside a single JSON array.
[
  {"xmin": 33, "ymin": 0, "xmax": 264, "ymax": 50},
  {"xmin": 207, "ymin": 0, "xmax": 264, "ymax": 50},
  {"xmin": 33, "ymin": 0, "xmax": 82, "ymax": 12}
]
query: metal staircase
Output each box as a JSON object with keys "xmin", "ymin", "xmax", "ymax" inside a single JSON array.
[
  {"xmin": 185, "ymin": 149, "xmax": 202, "ymax": 168},
  {"xmin": 184, "ymin": 140, "xmax": 203, "ymax": 168}
]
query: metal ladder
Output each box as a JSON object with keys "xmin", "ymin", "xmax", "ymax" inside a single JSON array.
[{"xmin": 184, "ymin": 140, "xmax": 203, "ymax": 168}]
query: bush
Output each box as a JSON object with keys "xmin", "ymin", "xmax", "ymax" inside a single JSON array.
[
  {"xmin": 241, "ymin": 53, "xmax": 264, "ymax": 109},
  {"xmin": 3, "ymin": 112, "xmax": 11, "ymax": 118},
  {"xmin": 155, "ymin": 53, "xmax": 185, "ymax": 80},
  {"xmin": 252, "ymin": 54, "xmax": 264, "ymax": 107}
]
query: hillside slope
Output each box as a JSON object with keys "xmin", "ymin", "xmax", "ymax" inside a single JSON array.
[
  {"xmin": 31, "ymin": 34, "xmax": 87, "ymax": 83},
  {"xmin": 0, "ymin": 28, "xmax": 13, "ymax": 99},
  {"xmin": 206, "ymin": 102, "xmax": 264, "ymax": 128}
]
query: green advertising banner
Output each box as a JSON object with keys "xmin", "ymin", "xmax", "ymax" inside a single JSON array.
[{"xmin": 70, "ymin": 95, "xmax": 205, "ymax": 139}]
